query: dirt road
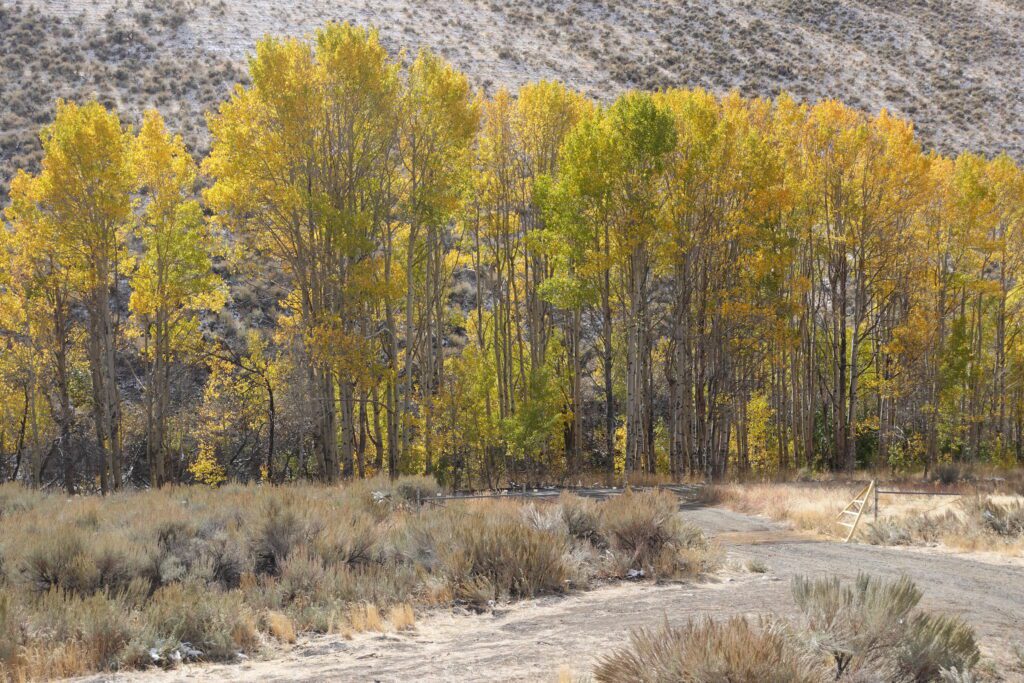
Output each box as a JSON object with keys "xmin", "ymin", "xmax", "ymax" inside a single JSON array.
[{"xmin": 84, "ymin": 501, "xmax": 1024, "ymax": 682}]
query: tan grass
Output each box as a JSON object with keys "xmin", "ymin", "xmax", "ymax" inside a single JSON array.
[
  {"xmin": 387, "ymin": 603, "xmax": 416, "ymax": 631},
  {"xmin": 265, "ymin": 611, "xmax": 297, "ymax": 643},
  {"xmin": 711, "ymin": 481, "xmax": 1024, "ymax": 556},
  {"xmin": 553, "ymin": 665, "xmax": 585, "ymax": 682},
  {"xmin": 347, "ymin": 603, "xmax": 383, "ymax": 632}
]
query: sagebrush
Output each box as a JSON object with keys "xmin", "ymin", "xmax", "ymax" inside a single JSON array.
[
  {"xmin": 0, "ymin": 482, "xmax": 713, "ymax": 680},
  {"xmin": 596, "ymin": 574, "xmax": 980, "ymax": 683}
]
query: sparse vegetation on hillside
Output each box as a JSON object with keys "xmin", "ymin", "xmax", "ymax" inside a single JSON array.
[
  {"xmin": 0, "ymin": 1, "xmax": 245, "ymax": 195},
  {"xmin": 0, "ymin": 483, "xmax": 715, "ymax": 680},
  {"xmin": 5, "ymin": 0, "xmax": 1024, "ymax": 199}
]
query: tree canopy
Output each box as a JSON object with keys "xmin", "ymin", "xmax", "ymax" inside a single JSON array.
[{"xmin": 3, "ymin": 22, "xmax": 1024, "ymax": 490}]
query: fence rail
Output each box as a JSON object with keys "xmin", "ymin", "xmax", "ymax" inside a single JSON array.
[
  {"xmin": 414, "ymin": 483, "xmax": 701, "ymax": 507},
  {"xmin": 872, "ymin": 487, "xmax": 973, "ymax": 521}
]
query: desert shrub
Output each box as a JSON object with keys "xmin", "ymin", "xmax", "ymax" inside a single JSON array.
[
  {"xmin": 559, "ymin": 493, "xmax": 606, "ymax": 548},
  {"xmin": 74, "ymin": 592, "xmax": 134, "ymax": 671},
  {"xmin": 594, "ymin": 616, "xmax": 826, "ymax": 683},
  {"xmin": 141, "ymin": 582, "xmax": 258, "ymax": 661},
  {"xmin": 393, "ymin": 475, "xmax": 441, "ymax": 504},
  {"xmin": 865, "ymin": 497, "xmax": 1023, "ymax": 551},
  {"xmin": 898, "ymin": 612, "xmax": 981, "ymax": 681},
  {"xmin": 265, "ymin": 610, "xmax": 296, "ymax": 643},
  {"xmin": 864, "ymin": 518, "xmax": 914, "ymax": 546},
  {"xmin": 88, "ymin": 537, "xmax": 140, "ymax": 595},
  {"xmin": 792, "ymin": 573, "xmax": 979, "ymax": 680},
  {"xmin": 278, "ymin": 549, "xmax": 327, "ymax": 605},
  {"xmin": 312, "ymin": 514, "xmax": 378, "ymax": 566},
  {"xmin": 249, "ymin": 499, "xmax": 307, "ymax": 575},
  {"xmin": 596, "ymin": 574, "xmax": 980, "ymax": 682},
  {"xmin": 338, "ymin": 562, "xmax": 421, "ymax": 606},
  {"xmin": 19, "ymin": 529, "xmax": 88, "ymax": 594},
  {"xmin": 745, "ymin": 559, "xmax": 768, "ymax": 573},
  {"xmin": 600, "ymin": 490, "xmax": 708, "ymax": 577},
  {"xmin": 0, "ymin": 483, "xmax": 45, "ymax": 519},
  {"xmin": 934, "ymin": 463, "xmax": 962, "ymax": 486},
  {"xmin": 0, "ymin": 483, "xmax": 716, "ymax": 679},
  {"xmin": 793, "ymin": 573, "xmax": 921, "ymax": 675},
  {"xmin": 0, "ymin": 590, "xmax": 20, "ymax": 671},
  {"xmin": 969, "ymin": 498, "xmax": 1024, "ymax": 537},
  {"xmin": 439, "ymin": 506, "xmax": 569, "ymax": 603}
]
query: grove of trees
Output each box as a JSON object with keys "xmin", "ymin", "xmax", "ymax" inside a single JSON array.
[{"xmin": 2, "ymin": 23, "xmax": 1023, "ymax": 492}]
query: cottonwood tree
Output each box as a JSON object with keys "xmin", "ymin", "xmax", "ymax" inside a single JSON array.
[
  {"xmin": 132, "ymin": 110, "xmax": 226, "ymax": 486},
  {"xmin": 6, "ymin": 101, "xmax": 133, "ymax": 493},
  {"xmin": 206, "ymin": 23, "xmax": 401, "ymax": 482}
]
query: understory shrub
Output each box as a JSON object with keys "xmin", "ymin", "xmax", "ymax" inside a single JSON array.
[
  {"xmin": 140, "ymin": 582, "xmax": 259, "ymax": 661},
  {"xmin": 441, "ymin": 506, "xmax": 569, "ymax": 602},
  {"xmin": 970, "ymin": 498, "xmax": 1024, "ymax": 537}
]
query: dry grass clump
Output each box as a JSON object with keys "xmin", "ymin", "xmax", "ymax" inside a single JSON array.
[
  {"xmin": 345, "ymin": 603, "xmax": 384, "ymax": 633},
  {"xmin": 438, "ymin": 504, "xmax": 571, "ymax": 603},
  {"xmin": 0, "ymin": 481, "xmax": 714, "ymax": 680},
  {"xmin": 388, "ymin": 603, "xmax": 416, "ymax": 631},
  {"xmin": 708, "ymin": 482, "xmax": 850, "ymax": 535},
  {"xmin": 264, "ymin": 611, "xmax": 296, "ymax": 643},
  {"xmin": 595, "ymin": 616, "xmax": 827, "ymax": 682},
  {"xmin": 711, "ymin": 482, "xmax": 1024, "ymax": 555},
  {"xmin": 864, "ymin": 497, "xmax": 1024, "ymax": 555},
  {"xmin": 596, "ymin": 574, "xmax": 980, "ymax": 682}
]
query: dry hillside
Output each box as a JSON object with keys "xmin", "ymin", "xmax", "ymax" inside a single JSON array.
[{"xmin": 3, "ymin": 0, "xmax": 1024, "ymax": 197}]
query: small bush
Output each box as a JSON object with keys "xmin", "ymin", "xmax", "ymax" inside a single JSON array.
[
  {"xmin": 597, "ymin": 574, "xmax": 980, "ymax": 682},
  {"xmin": 970, "ymin": 498, "xmax": 1024, "ymax": 537},
  {"xmin": 265, "ymin": 610, "xmax": 297, "ymax": 643},
  {"xmin": 560, "ymin": 493, "xmax": 606, "ymax": 548},
  {"xmin": 75, "ymin": 592, "xmax": 133, "ymax": 671},
  {"xmin": 250, "ymin": 500, "xmax": 306, "ymax": 575},
  {"xmin": 346, "ymin": 603, "xmax": 383, "ymax": 632},
  {"xmin": 18, "ymin": 531, "xmax": 136, "ymax": 597},
  {"xmin": 278, "ymin": 549, "xmax": 326, "ymax": 605},
  {"xmin": 899, "ymin": 612, "xmax": 980, "ymax": 681},
  {"xmin": 441, "ymin": 506, "xmax": 569, "ymax": 602},
  {"xmin": 595, "ymin": 616, "xmax": 826, "ymax": 683},
  {"xmin": 600, "ymin": 490, "xmax": 708, "ymax": 577},
  {"xmin": 142, "ymin": 582, "xmax": 259, "ymax": 661},
  {"xmin": 934, "ymin": 463, "xmax": 962, "ymax": 486},
  {"xmin": 388, "ymin": 603, "xmax": 415, "ymax": 631},
  {"xmin": 312, "ymin": 515, "xmax": 377, "ymax": 566},
  {"xmin": 746, "ymin": 559, "xmax": 768, "ymax": 573},
  {"xmin": 393, "ymin": 475, "xmax": 441, "ymax": 505},
  {"xmin": 792, "ymin": 573, "xmax": 979, "ymax": 680}
]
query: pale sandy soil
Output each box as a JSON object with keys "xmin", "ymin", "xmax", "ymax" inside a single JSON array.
[{"xmin": 75, "ymin": 504, "xmax": 1024, "ymax": 682}]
